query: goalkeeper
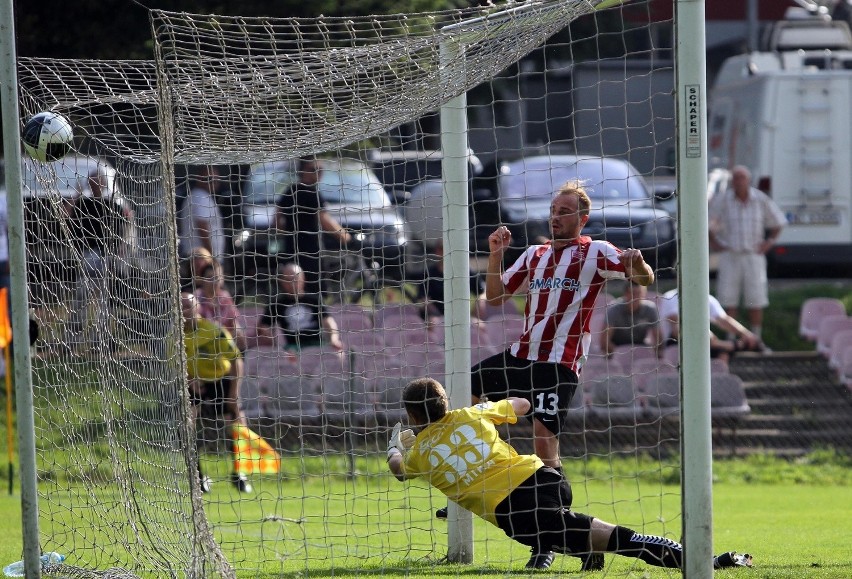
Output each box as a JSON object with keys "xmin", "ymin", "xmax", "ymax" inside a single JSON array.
[
  {"xmin": 386, "ymin": 377, "xmax": 752, "ymax": 571},
  {"xmin": 182, "ymin": 292, "xmax": 252, "ymax": 494}
]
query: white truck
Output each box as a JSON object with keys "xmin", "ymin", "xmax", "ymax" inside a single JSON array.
[{"xmin": 707, "ymin": 16, "xmax": 852, "ymax": 270}]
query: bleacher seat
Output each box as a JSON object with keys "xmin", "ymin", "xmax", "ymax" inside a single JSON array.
[
  {"xmin": 481, "ymin": 314, "xmax": 524, "ymax": 351},
  {"xmin": 837, "ymin": 347, "xmax": 852, "ymax": 392},
  {"xmin": 609, "ymin": 344, "xmax": 658, "ymax": 374},
  {"xmin": 475, "ymin": 298, "xmax": 520, "ymax": 320},
  {"xmin": 589, "ymin": 374, "xmax": 643, "ymax": 423},
  {"xmin": 644, "ymin": 374, "xmax": 681, "ymax": 418},
  {"xmin": 799, "ymin": 297, "xmax": 846, "ymax": 341},
  {"xmin": 827, "ymin": 329, "xmax": 852, "ymax": 371},
  {"xmin": 710, "ymin": 373, "xmax": 751, "ymax": 419},
  {"xmin": 816, "ymin": 315, "xmax": 852, "ymax": 357}
]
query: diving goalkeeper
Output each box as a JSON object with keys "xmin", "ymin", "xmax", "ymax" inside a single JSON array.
[{"xmin": 386, "ymin": 377, "xmax": 753, "ymax": 571}]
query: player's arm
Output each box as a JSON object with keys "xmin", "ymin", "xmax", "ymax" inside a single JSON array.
[
  {"xmin": 321, "ymin": 314, "xmax": 345, "ymax": 351},
  {"xmin": 484, "ymin": 226, "xmax": 514, "ymax": 304},
  {"xmin": 387, "ymin": 452, "xmax": 406, "ymax": 481}
]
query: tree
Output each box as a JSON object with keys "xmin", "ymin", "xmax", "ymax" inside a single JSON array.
[{"xmin": 14, "ymin": 0, "xmax": 478, "ymax": 59}]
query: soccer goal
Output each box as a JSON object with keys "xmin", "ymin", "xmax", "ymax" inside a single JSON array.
[{"xmin": 4, "ymin": 0, "xmax": 715, "ymax": 577}]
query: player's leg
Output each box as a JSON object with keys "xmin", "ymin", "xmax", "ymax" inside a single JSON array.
[
  {"xmin": 528, "ymin": 361, "xmax": 578, "ymax": 470},
  {"xmin": 587, "ymin": 518, "xmax": 752, "ymax": 569},
  {"xmin": 189, "ymin": 382, "xmax": 212, "ymax": 494},
  {"xmin": 217, "ymin": 376, "xmax": 252, "ymax": 494},
  {"xmin": 743, "ymin": 253, "xmax": 769, "ymax": 338}
]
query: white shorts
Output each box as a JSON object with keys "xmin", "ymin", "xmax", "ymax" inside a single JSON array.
[{"xmin": 715, "ymin": 251, "xmax": 768, "ymax": 309}]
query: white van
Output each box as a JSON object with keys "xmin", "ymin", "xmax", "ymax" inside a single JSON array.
[{"xmin": 707, "ymin": 17, "xmax": 852, "ymax": 269}]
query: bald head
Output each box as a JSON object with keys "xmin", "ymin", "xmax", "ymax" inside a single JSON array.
[{"xmin": 732, "ymin": 165, "xmax": 752, "ymax": 198}]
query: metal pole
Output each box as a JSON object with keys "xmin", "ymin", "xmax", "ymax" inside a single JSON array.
[
  {"xmin": 439, "ymin": 38, "xmax": 474, "ymax": 565},
  {"xmin": 0, "ymin": 0, "xmax": 43, "ymax": 576},
  {"xmin": 747, "ymin": 0, "xmax": 759, "ymax": 52},
  {"xmin": 675, "ymin": 0, "xmax": 713, "ymax": 577}
]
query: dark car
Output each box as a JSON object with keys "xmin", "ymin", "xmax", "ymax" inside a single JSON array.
[{"xmin": 466, "ymin": 154, "xmax": 677, "ymax": 270}]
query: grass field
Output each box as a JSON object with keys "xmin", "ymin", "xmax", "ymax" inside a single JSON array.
[
  {"xmin": 1, "ymin": 454, "xmax": 850, "ymax": 578},
  {"xmin": 2, "ymin": 281, "xmax": 850, "ymax": 577}
]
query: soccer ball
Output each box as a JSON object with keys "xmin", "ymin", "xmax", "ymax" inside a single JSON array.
[{"xmin": 21, "ymin": 111, "xmax": 74, "ymax": 162}]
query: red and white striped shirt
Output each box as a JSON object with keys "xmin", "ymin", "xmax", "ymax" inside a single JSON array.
[{"xmin": 502, "ymin": 236, "xmax": 628, "ymax": 372}]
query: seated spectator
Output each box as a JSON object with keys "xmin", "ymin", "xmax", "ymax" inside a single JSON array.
[
  {"xmin": 599, "ymin": 280, "xmax": 662, "ymax": 356},
  {"xmin": 257, "ymin": 262, "xmax": 344, "ymax": 351},
  {"xmin": 195, "ymin": 258, "xmax": 247, "ymax": 353},
  {"xmin": 658, "ymin": 289, "xmax": 765, "ymax": 362}
]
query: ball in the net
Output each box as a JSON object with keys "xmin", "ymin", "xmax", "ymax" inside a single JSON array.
[{"xmin": 22, "ymin": 111, "xmax": 74, "ymax": 162}]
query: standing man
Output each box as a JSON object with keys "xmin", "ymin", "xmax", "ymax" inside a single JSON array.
[
  {"xmin": 275, "ymin": 157, "xmax": 351, "ymax": 296},
  {"xmin": 463, "ymin": 181, "xmax": 654, "ymax": 568},
  {"xmin": 179, "ymin": 166, "xmax": 226, "ymax": 261},
  {"xmin": 709, "ymin": 165, "xmax": 787, "ymax": 339}
]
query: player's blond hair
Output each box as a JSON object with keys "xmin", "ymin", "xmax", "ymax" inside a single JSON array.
[{"xmin": 555, "ymin": 180, "xmax": 592, "ymax": 217}]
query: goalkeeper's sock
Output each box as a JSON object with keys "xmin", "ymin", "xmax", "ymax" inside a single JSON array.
[{"xmin": 606, "ymin": 526, "xmax": 683, "ymax": 569}]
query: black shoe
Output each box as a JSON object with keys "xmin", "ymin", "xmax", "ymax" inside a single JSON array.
[
  {"xmin": 525, "ymin": 549, "xmax": 555, "ymax": 569},
  {"xmin": 576, "ymin": 552, "xmax": 604, "ymax": 571},
  {"xmin": 713, "ymin": 551, "xmax": 753, "ymax": 569},
  {"xmin": 435, "ymin": 506, "xmax": 448, "ymax": 519},
  {"xmin": 231, "ymin": 472, "xmax": 253, "ymax": 494}
]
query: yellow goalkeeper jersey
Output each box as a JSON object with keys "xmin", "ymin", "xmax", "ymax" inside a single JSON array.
[
  {"xmin": 401, "ymin": 400, "xmax": 543, "ymax": 525},
  {"xmin": 184, "ymin": 318, "xmax": 241, "ymax": 382}
]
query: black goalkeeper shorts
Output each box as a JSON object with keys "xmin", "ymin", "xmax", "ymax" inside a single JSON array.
[
  {"xmin": 494, "ymin": 467, "xmax": 593, "ymax": 555},
  {"xmin": 471, "ymin": 350, "xmax": 578, "ymax": 435}
]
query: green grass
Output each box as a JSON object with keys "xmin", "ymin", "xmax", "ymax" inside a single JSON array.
[{"xmin": 0, "ymin": 455, "xmax": 850, "ymax": 578}]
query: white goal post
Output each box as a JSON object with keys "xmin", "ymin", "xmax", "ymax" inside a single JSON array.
[{"xmin": 0, "ymin": 0, "xmax": 714, "ymax": 577}]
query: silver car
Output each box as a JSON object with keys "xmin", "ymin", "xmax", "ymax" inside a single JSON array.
[{"xmin": 234, "ymin": 157, "xmax": 409, "ymax": 280}]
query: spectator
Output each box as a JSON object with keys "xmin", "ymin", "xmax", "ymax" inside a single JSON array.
[
  {"xmin": 709, "ymin": 165, "xmax": 786, "ymax": 339},
  {"xmin": 178, "ymin": 165, "xmax": 225, "ymax": 261},
  {"xmin": 274, "ymin": 157, "xmax": 351, "ymax": 296},
  {"xmin": 195, "ymin": 258, "xmax": 247, "ymax": 353},
  {"xmin": 67, "ymin": 169, "xmax": 133, "ymax": 345},
  {"xmin": 182, "ymin": 292, "xmax": 252, "ymax": 494},
  {"xmin": 180, "ymin": 246, "xmax": 214, "ymax": 293},
  {"xmin": 658, "ymin": 288, "xmax": 765, "ymax": 362},
  {"xmin": 599, "ymin": 279, "xmax": 662, "ymax": 356},
  {"xmin": 257, "ymin": 262, "xmax": 344, "ymax": 352}
]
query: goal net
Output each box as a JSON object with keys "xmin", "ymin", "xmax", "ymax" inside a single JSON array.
[{"xmin": 13, "ymin": 1, "xmax": 686, "ymax": 577}]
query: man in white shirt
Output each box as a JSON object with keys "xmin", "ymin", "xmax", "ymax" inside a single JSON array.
[
  {"xmin": 178, "ymin": 166, "xmax": 225, "ymax": 260},
  {"xmin": 708, "ymin": 165, "xmax": 786, "ymax": 339},
  {"xmin": 658, "ymin": 289, "xmax": 764, "ymax": 362}
]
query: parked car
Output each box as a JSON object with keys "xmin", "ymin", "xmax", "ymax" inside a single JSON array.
[
  {"xmin": 457, "ymin": 154, "xmax": 677, "ymax": 269},
  {"xmin": 233, "ymin": 157, "xmax": 409, "ymax": 281},
  {"xmin": 479, "ymin": 154, "xmax": 676, "ymax": 269}
]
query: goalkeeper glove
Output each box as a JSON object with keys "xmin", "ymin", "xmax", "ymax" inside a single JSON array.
[{"xmin": 387, "ymin": 422, "xmax": 416, "ymax": 459}]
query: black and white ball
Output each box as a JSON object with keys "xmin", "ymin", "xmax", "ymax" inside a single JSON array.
[{"xmin": 22, "ymin": 111, "xmax": 74, "ymax": 162}]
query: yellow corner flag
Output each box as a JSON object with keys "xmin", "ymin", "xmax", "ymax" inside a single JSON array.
[
  {"xmin": 0, "ymin": 288, "xmax": 10, "ymax": 350},
  {"xmin": 232, "ymin": 424, "xmax": 280, "ymax": 474}
]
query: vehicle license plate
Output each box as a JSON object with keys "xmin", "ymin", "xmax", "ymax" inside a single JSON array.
[{"xmin": 786, "ymin": 209, "xmax": 841, "ymax": 226}]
